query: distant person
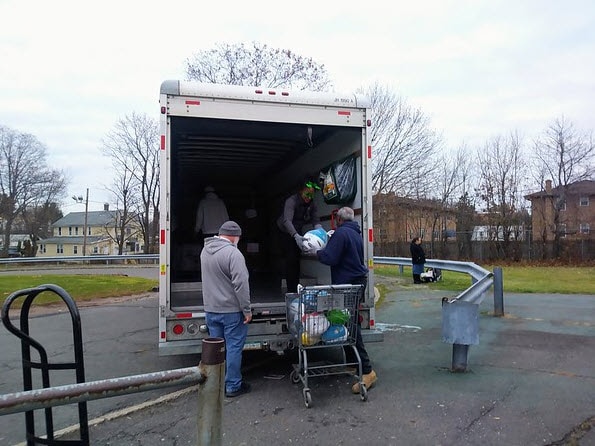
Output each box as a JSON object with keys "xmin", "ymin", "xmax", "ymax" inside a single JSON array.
[
  {"xmin": 200, "ymin": 221, "xmax": 252, "ymax": 398},
  {"xmin": 313, "ymin": 206, "xmax": 377, "ymax": 394},
  {"xmin": 276, "ymin": 180, "xmax": 322, "ymax": 293},
  {"xmin": 195, "ymin": 186, "xmax": 229, "ymax": 240},
  {"xmin": 410, "ymin": 236, "xmax": 426, "ymax": 284}
]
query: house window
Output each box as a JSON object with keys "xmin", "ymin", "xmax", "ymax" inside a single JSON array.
[
  {"xmin": 58, "ymin": 227, "xmax": 62, "ymax": 235},
  {"xmin": 579, "ymin": 196, "xmax": 589, "ymax": 206},
  {"xmin": 74, "ymin": 245, "xmax": 78, "ymax": 254},
  {"xmin": 93, "ymin": 246, "xmax": 98, "ymax": 254},
  {"xmin": 57, "ymin": 244, "xmax": 64, "ymax": 254},
  {"xmin": 75, "ymin": 227, "xmax": 79, "ymax": 235},
  {"xmin": 126, "ymin": 227, "xmax": 132, "ymax": 235},
  {"xmin": 39, "ymin": 244, "xmax": 45, "ymax": 253},
  {"xmin": 69, "ymin": 226, "xmax": 72, "ymax": 235},
  {"xmin": 559, "ymin": 224, "xmax": 567, "ymax": 238},
  {"xmin": 580, "ymin": 224, "xmax": 590, "ymax": 234},
  {"xmin": 88, "ymin": 227, "xmax": 91, "ymax": 236}
]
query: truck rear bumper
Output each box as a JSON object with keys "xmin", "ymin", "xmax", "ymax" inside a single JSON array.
[
  {"xmin": 362, "ymin": 329, "xmax": 384, "ymax": 343},
  {"xmin": 158, "ymin": 334, "xmax": 296, "ymax": 356}
]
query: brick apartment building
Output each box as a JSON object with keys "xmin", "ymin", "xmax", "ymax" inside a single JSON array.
[{"xmin": 525, "ymin": 179, "xmax": 595, "ymax": 241}]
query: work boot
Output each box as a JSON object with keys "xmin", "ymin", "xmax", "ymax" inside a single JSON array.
[{"xmin": 352, "ymin": 370, "xmax": 377, "ymax": 394}]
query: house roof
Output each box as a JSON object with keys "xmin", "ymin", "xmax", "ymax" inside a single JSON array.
[
  {"xmin": 525, "ymin": 180, "xmax": 595, "ymax": 199},
  {"xmin": 52, "ymin": 210, "xmax": 117, "ymax": 227}
]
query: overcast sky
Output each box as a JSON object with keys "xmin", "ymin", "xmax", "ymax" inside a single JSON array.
[{"xmin": 1, "ymin": 0, "xmax": 593, "ymax": 211}]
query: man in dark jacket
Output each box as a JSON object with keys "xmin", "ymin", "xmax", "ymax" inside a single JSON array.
[
  {"xmin": 200, "ymin": 221, "xmax": 252, "ymax": 397},
  {"xmin": 315, "ymin": 206, "xmax": 377, "ymax": 394}
]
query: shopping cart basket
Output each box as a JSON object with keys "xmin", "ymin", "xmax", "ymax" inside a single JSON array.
[{"xmin": 285, "ymin": 284, "xmax": 368, "ymax": 408}]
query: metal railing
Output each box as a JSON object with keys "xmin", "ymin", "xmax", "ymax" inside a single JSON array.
[
  {"xmin": 1, "ymin": 283, "xmax": 225, "ymax": 446},
  {"xmin": 373, "ymin": 256, "xmax": 503, "ymax": 372},
  {"xmin": 0, "ymin": 254, "xmax": 159, "ymax": 266},
  {"xmin": 373, "ymin": 256, "xmax": 500, "ymax": 306}
]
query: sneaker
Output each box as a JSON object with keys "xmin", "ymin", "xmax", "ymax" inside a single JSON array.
[
  {"xmin": 351, "ymin": 370, "xmax": 377, "ymax": 394},
  {"xmin": 225, "ymin": 382, "xmax": 251, "ymax": 398}
]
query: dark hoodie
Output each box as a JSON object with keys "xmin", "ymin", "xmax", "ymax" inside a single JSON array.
[
  {"xmin": 317, "ymin": 220, "xmax": 368, "ymax": 284},
  {"xmin": 200, "ymin": 236, "xmax": 251, "ymax": 316}
]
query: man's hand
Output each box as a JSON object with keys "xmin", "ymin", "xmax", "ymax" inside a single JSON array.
[
  {"xmin": 293, "ymin": 233, "xmax": 304, "ymax": 250},
  {"xmin": 244, "ymin": 313, "xmax": 252, "ymax": 324},
  {"xmin": 303, "ymin": 247, "xmax": 319, "ymax": 256}
]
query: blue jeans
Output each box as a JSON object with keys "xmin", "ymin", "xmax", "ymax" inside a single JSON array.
[
  {"xmin": 412, "ymin": 263, "xmax": 425, "ymax": 274},
  {"xmin": 205, "ymin": 312, "xmax": 248, "ymax": 393}
]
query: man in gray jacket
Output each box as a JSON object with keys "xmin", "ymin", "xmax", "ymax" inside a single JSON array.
[{"xmin": 200, "ymin": 220, "xmax": 252, "ymax": 397}]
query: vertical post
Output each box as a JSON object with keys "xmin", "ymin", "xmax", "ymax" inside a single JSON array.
[
  {"xmin": 197, "ymin": 337, "xmax": 225, "ymax": 446},
  {"xmin": 451, "ymin": 344, "xmax": 469, "ymax": 372},
  {"xmin": 493, "ymin": 267, "xmax": 504, "ymax": 317},
  {"xmin": 82, "ymin": 188, "xmax": 89, "ymax": 257}
]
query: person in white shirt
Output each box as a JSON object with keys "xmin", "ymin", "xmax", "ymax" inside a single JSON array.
[{"xmin": 195, "ymin": 186, "xmax": 229, "ymax": 239}]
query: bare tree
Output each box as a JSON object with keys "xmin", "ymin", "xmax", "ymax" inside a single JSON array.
[
  {"xmin": 533, "ymin": 116, "xmax": 595, "ymax": 257},
  {"xmin": 428, "ymin": 146, "xmax": 473, "ymax": 256},
  {"xmin": 101, "ymin": 113, "xmax": 160, "ymax": 254},
  {"xmin": 104, "ymin": 170, "xmax": 138, "ymax": 254},
  {"xmin": 185, "ymin": 41, "xmax": 332, "ymax": 91},
  {"xmin": 21, "ymin": 192, "xmax": 64, "ymax": 256},
  {"xmin": 365, "ymin": 83, "xmax": 441, "ymax": 197},
  {"xmin": 476, "ymin": 132, "xmax": 527, "ymax": 259},
  {"xmin": 0, "ymin": 125, "xmax": 67, "ymax": 256}
]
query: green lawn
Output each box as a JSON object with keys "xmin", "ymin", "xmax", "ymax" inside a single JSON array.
[
  {"xmin": 374, "ymin": 264, "xmax": 595, "ymax": 295},
  {"xmin": 1, "ymin": 275, "xmax": 158, "ymax": 308},
  {"xmin": 2, "ymin": 264, "xmax": 593, "ymax": 311}
]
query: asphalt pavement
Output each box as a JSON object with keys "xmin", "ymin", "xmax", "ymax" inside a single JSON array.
[{"xmin": 13, "ymin": 279, "xmax": 595, "ymax": 446}]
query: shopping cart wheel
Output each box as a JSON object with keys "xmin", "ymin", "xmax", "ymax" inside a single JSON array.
[
  {"xmin": 303, "ymin": 389, "xmax": 313, "ymax": 408},
  {"xmin": 290, "ymin": 370, "xmax": 301, "ymax": 384},
  {"xmin": 360, "ymin": 385, "xmax": 368, "ymax": 401}
]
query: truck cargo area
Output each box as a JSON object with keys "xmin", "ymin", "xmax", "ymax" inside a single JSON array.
[{"xmin": 168, "ymin": 116, "xmax": 363, "ymax": 312}]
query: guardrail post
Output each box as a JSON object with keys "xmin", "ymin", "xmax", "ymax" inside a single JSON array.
[
  {"xmin": 452, "ymin": 344, "xmax": 469, "ymax": 372},
  {"xmin": 442, "ymin": 299, "xmax": 479, "ymax": 373},
  {"xmin": 493, "ymin": 267, "xmax": 504, "ymax": 316},
  {"xmin": 197, "ymin": 338, "xmax": 225, "ymax": 446}
]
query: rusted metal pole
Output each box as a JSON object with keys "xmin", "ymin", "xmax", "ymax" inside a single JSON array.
[
  {"xmin": 197, "ymin": 337, "xmax": 225, "ymax": 446},
  {"xmin": 0, "ymin": 367, "xmax": 205, "ymax": 416}
]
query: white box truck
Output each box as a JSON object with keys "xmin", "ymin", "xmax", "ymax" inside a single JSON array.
[{"xmin": 158, "ymin": 80, "xmax": 383, "ymax": 355}]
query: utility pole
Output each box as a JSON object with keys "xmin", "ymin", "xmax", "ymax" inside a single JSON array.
[
  {"xmin": 72, "ymin": 188, "xmax": 90, "ymax": 257},
  {"xmin": 83, "ymin": 188, "xmax": 89, "ymax": 257}
]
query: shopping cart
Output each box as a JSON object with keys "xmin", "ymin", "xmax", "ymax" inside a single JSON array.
[{"xmin": 285, "ymin": 284, "xmax": 368, "ymax": 408}]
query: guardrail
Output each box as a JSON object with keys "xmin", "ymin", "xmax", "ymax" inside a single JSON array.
[
  {"xmin": 0, "ymin": 254, "xmax": 159, "ymax": 266},
  {"xmin": 373, "ymin": 256, "xmax": 501, "ymax": 306},
  {"xmin": 373, "ymin": 256, "xmax": 503, "ymax": 372}
]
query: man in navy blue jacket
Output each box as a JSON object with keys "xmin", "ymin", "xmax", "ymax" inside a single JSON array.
[{"xmin": 315, "ymin": 206, "xmax": 377, "ymax": 394}]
